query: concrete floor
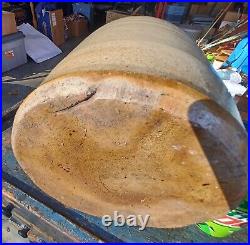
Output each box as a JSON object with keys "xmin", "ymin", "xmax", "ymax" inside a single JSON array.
[
  {"xmin": 2, "ymin": 216, "xmax": 30, "ymax": 243},
  {"xmin": 2, "ymin": 36, "xmax": 85, "ymax": 89}
]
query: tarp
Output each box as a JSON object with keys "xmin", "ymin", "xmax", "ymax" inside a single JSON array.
[
  {"xmin": 223, "ymin": 36, "xmax": 248, "ymax": 75},
  {"xmin": 17, "ymin": 23, "xmax": 62, "ymax": 63}
]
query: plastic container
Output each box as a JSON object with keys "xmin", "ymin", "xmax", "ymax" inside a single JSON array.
[
  {"xmin": 2, "ymin": 31, "xmax": 27, "ymax": 72},
  {"xmin": 165, "ymin": 5, "xmax": 187, "ymax": 24},
  {"xmin": 72, "ymin": 3, "xmax": 93, "ymax": 25}
]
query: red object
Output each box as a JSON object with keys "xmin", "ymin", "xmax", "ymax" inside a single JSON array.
[
  {"xmin": 216, "ymin": 216, "xmax": 247, "ymax": 227},
  {"xmin": 155, "ymin": 2, "xmax": 168, "ymax": 19}
]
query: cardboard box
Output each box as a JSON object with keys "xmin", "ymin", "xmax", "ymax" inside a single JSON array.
[
  {"xmin": 106, "ymin": 10, "xmax": 130, "ymax": 23},
  {"xmin": 66, "ymin": 17, "xmax": 88, "ymax": 37},
  {"xmin": 223, "ymin": 11, "xmax": 248, "ymax": 23},
  {"xmin": 197, "ymin": 6, "xmax": 210, "ymax": 15},
  {"xmin": 188, "ymin": 3, "xmax": 215, "ymax": 17},
  {"xmin": 188, "ymin": 4, "xmax": 199, "ymax": 17},
  {"xmin": 2, "ymin": 11, "xmax": 17, "ymax": 36},
  {"xmin": 37, "ymin": 9, "xmax": 64, "ymax": 46},
  {"xmin": 49, "ymin": 9, "xmax": 65, "ymax": 46},
  {"xmin": 223, "ymin": 11, "xmax": 240, "ymax": 22},
  {"xmin": 211, "ymin": 3, "xmax": 233, "ymax": 17}
]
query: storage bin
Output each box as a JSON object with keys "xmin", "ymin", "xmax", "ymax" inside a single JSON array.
[
  {"xmin": 2, "ymin": 31, "xmax": 27, "ymax": 72},
  {"xmin": 72, "ymin": 3, "xmax": 93, "ymax": 25},
  {"xmin": 165, "ymin": 5, "xmax": 187, "ymax": 24}
]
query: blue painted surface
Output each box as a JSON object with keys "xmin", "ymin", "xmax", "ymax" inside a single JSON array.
[
  {"xmin": 165, "ymin": 5, "xmax": 188, "ymax": 23},
  {"xmin": 3, "ymin": 182, "xmax": 98, "ymax": 242},
  {"xmin": 72, "ymin": 2, "xmax": 93, "ymax": 24},
  {"xmin": 35, "ymin": 3, "xmax": 57, "ymax": 41},
  {"xmin": 223, "ymin": 36, "xmax": 248, "ymax": 75}
]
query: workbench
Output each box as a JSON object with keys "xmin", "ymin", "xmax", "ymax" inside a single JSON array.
[{"xmin": 2, "ymin": 82, "xmax": 248, "ymax": 242}]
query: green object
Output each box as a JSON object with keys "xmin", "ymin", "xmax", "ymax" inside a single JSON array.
[
  {"xmin": 197, "ymin": 221, "xmax": 241, "ymax": 238},
  {"xmin": 197, "ymin": 196, "xmax": 248, "ymax": 238},
  {"xmin": 206, "ymin": 53, "xmax": 215, "ymax": 63}
]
